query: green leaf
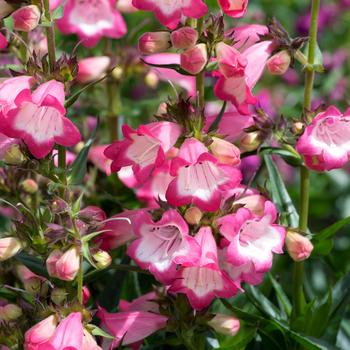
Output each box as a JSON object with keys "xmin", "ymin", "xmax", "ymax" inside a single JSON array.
[
  {"xmin": 217, "ymin": 324, "xmax": 257, "ymax": 350},
  {"xmin": 68, "ymin": 119, "xmax": 99, "ymax": 185},
  {"xmin": 268, "ymin": 273, "xmax": 292, "ymax": 317},
  {"xmin": 264, "ymin": 155, "xmax": 299, "ymax": 227},
  {"xmin": 16, "ymin": 252, "xmax": 49, "ymax": 279},
  {"xmin": 207, "ymin": 101, "xmax": 227, "ymax": 133}
]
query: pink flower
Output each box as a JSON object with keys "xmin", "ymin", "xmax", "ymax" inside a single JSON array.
[
  {"xmin": 171, "ymin": 26, "xmax": 198, "ymax": 50},
  {"xmin": 216, "ymin": 42, "xmax": 247, "ymax": 78},
  {"xmin": 285, "ymin": 231, "xmax": 313, "ymax": 262},
  {"xmin": 0, "ymin": 80, "xmax": 81, "ymax": 159},
  {"xmin": 88, "ymin": 145, "xmax": 112, "ymax": 175},
  {"xmin": 169, "ymin": 227, "xmax": 238, "ymax": 310},
  {"xmin": 128, "ymin": 209, "xmax": 200, "ymax": 283},
  {"xmin": 138, "ymin": 32, "xmax": 171, "ymax": 55},
  {"xmin": 218, "ymin": 0, "xmax": 248, "ymax": 18},
  {"xmin": 180, "ymin": 44, "xmax": 207, "ymax": 75},
  {"xmin": 267, "ymin": 50, "xmax": 291, "ymax": 75},
  {"xmin": 97, "ymin": 308, "xmax": 168, "ymax": 347},
  {"xmin": 166, "ymin": 138, "xmax": 242, "ymax": 212},
  {"xmin": 0, "ymin": 32, "xmax": 7, "ymax": 49},
  {"xmin": 208, "ymin": 314, "xmax": 240, "ymax": 336},
  {"xmin": 296, "ymin": 106, "xmax": 350, "ymax": 171},
  {"xmin": 24, "ymin": 315, "xmax": 57, "ymax": 350},
  {"xmin": 132, "ymin": 0, "xmax": 207, "ymax": 30},
  {"xmin": 209, "ymin": 137, "xmax": 241, "ymax": 165},
  {"xmin": 12, "ymin": 5, "xmax": 41, "ymax": 32},
  {"xmin": 56, "ymin": 0, "xmax": 127, "ymax": 48},
  {"xmin": 82, "ymin": 328, "xmax": 102, "ymax": 350},
  {"xmin": 119, "ymin": 292, "xmax": 159, "ymax": 313},
  {"xmin": 218, "ymin": 205, "xmax": 285, "ymax": 284},
  {"xmin": 104, "ymin": 121, "xmax": 181, "ymax": 182},
  {"xmin": 77, "ymin": 56, "xmax": 111, "ymax": 83},
  {"xmin": 214, "ymin": 40, "xmax": 274, "ymax": 114}
]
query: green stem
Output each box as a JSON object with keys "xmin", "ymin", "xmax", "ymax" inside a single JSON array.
[
  {"xmin": 77, "ymin": 254, "xmax": 83, "ymax": 304},
  {"xmin": 107, "ymin": 80, "xmax": 121, "ymax": 142},
  {"xmin": 196, "ymin": 17, "xmax": 205, "ymax": 111},
  {"xmin": 292, "ymin": 0, "xmax": 320, "ymax": 323}
]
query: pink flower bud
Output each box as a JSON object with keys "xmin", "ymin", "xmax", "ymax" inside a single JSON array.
[
  {"xmin": 184, "ymin": 207, "xmax": 203, "ymax": 225},
  {"xmin": 171, "ymin": 27, "xmax": 198, "ymax": 49},
  {"xmin": 292, "ymin": 121, "xmax": 304, "ymax": 135},
  {"xmin": 1, "ymin": 304, "xmax": 22, "ymax": 321},
  {"xmin": 240, "ymin": 131, "xmax": 262, "ymax": 152},
  {"xmin": 24, "ymin": 315, "xmax": 57, "ymax": 349},
  {"xmin": 21, "ymin": 179, "xmax": 39, "ymax": 194},
  {"xmin": 93, "ymin": 249, "xmax": 112, "ymax": 269},
  {"xmin": 0, "ymin": 0, "xmax": 13, "ymax": 19},
  {"xmin": 0, "ymin": 237, "xmax": 22, "ymax": 262},
  {"xmin": 82, "ymin": 286, "xmax": 91, "ymax": 304},
  {"xmin": 216, "ymin": 42, "xmax": 247, "ymax": 78},
  {"xmin": 46, "ymin": 247, "xmax": 80, "ymax": 281},
  {"xmin": 77, "ymin": 56, "xmax": 111, "ymax": 84},
  {"xmin": 138, "ymin": 32, "xmax": 171, "ymax": 55},
  {"xmin": 208, "ymin": 314, "xmax": 240, "ymax": 336},
  {"xmin": 12, "ymin": 5, "xmax": 41, "ymax": 32},
  {"xmin": 267, "ymin": 50, "xmax": 291, "ymax": 75},
  {"xmin": 209, "ymin": 137, "xmax": 241, "ymax": 165},
  {"xmin": 286, "ymin": 231, "xmax": 313, "ymax": 262},
  {"xmin": 78, "ymin": 206, "xmax": 106, "ymax": 223},
  {"xmin": 0, "ymin": 32, "xmax": 7, "ymax": 49},
  {"xmin": 180, "ymin": 43, "xmax": 207, "ymax": 75}
]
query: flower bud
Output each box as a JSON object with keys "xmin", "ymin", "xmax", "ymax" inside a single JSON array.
[
  {"xmin": 51, "ymin": 288, "xmax": 67, "ymax": 305},
  {"xmin": 138, "ymin": 32, "xmax": 171, "ymax": 55},
  {"xmin": 82, "ymin": 286, "xmax": 91, "ymax": 304},
  {"xmin": 112, "ymin": 66, "xmax": 123, "ymax": 81},
  {"xmin": 78, "ymin": 206, "xmax": 106, "ymax": 224},
  {"xmin": 93, "ymin": 249, "xmax": 112, "ymax": 269},
  {"xmin": 46, "ymin": 247, "xmax": 80, "ymax": 281},
  {"xmin": 180, "ymin": 43, "xmax": 208, "ymax": 75},
  {"xmin": 77, "ymin": 56, "xmax": 111, "ymax": 84},
  {"xmin": 24, "ymin": 315, "xmax": 57, "ymax": 349},
  {"xmin": 21, "ymin": 179, "xmax": 38, "ymax": 194},
  {"xmin": 292, "ymin": 122, "xmax": 304, "ymax": 135},
  {"xmin": 145, "ymin": 71, "xmax": 159, "ymax": 88},
  {"xmin": 0, "ymin": 237, "xmax": 22, "ymax": 262},
  {"xmin": 12, "ymin": 5, "xmax": 41, "ymax": 32},
  {"xmin": 184, "ymin": 207, "xmax": 203, "ymax": 225},
  {"xmin": 0, "ymin": 0, "xmax": 13, "ymax": 19},
  {"xmin": 240, "ymin": 131, "xmax": 262, "ymax": 152},
  {"xmin": 285, "ymin": 231, "xmax": 313, "ymax": 262},
  {"xmin": 1, "ymin": 304, "xmax": 22, "ymax": 321},
  {"xmin": 171, "ymin": 27, "xmax": 198, "ymax": 49},
  {"xmin": 0, "ymin": 32, "xmax": 8, "ymax": 49},
  {"xmin": 209, "ymin": 137, "xmax": 241, "ymax": 165},
  {"xmin": 4, "ymin": 144, "xmax": 26, "ymax": 165},
  {"xmin": 208, "ymin": 314, "xmax": 240, "ymax": 336},
  {"xmin": 267, "ymin": 50, "xmax": 291, "ymax": 75}
]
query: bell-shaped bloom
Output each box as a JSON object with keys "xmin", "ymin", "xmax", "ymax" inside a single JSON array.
[
  {"xmin": 12, "ymin": 5, "xmax": 41, "ymax": 32},
  {"xmin": 77, "ymin": 56, "xmax": 111, "ymax": 84},
  {"xmin": 24, "ymin": 315, "xmax": 58, "ymax": 350},
  {"xmin": 214, "ymin": 40, "xmax": 274, "ymax": 114},
  {"xmin": 171, "ymin": 26, "xmax": 198, "ymax": 50},
  {"xmin": 166, "ymin": 138, "xmax": 242, "ymax": 212},
  {"xmin": 46, "ymin": 247, "xmax": 80, "ymax": 281},
  {"xmin": 138, "ymin": 31, "xmax": 171, "ymax": 55},
  {"xmin": 296, "ymin": 106, "xmax": 350, "ymax": 171},
  {"xmin": 0, "ymin": 237, "xmax": 22, "ymax": 262},
  {"xmin": 0, "ymin": 32, "xmax": 7, "ymax": 49},
  {"xmin": 97, "ymin": 308, "xmax": 168, "ymax": 348},
  {"xmin": 132, "ymin": 0, "xmax": 207, "ymax": 30},
  {"xmin": 285, "ymin": 231, "xmax": 313, "ymax": 262},
  {"xmin": 169, "ymin": 227, "xmax": 238, "ymax": 310},
  {"xmin": 56, "ymin": 0, "xmax": 127, "ymax": 48},
  {"xmin": 208, "ymin": 313, "xmax": 240, "ymax": 336},
  {"xmin": 218, "ymin": 205, "xmax": 285, "ymax": 275},
  {"xmin": 218, "ymin": 0, "xmax": 248, "ymax": 18},
  {"xmin": 0, "ymin": 80, "xmax": 81, "ymax": 159},
  {"xmin": 95, "ymin": 209, "xmax": 144, "ymax": 251},
  {"xmin": 180, "ymin": 44, "xmax": 207, "ymax": 75},
  {"xmin": 104, "ymin": 122, "xmax": 181, "ymax": 182},
  {"xmin": 128, "ymin": 209, "xmax": 200, "ymax": 283}
]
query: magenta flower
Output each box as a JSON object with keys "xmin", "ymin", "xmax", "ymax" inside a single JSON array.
[
  {"xmin": 56, "ymin": 0, "xmax": 127, "ymax": 48},
  {"xmin": 128, "ymin": 209, "xmax": 200, "ymax": 283},
  {"xmin": 104, "ymin": 121, "xmax": 181, "ymax": 182},
  {"xmin": 88, "ymin": 145, "xmax": 112, "ymax": 175},
  {"xmin": 218, "ymin": 204, "xmax": 285, "ymax": 284},
  {"xmin": 296, "ymin": 106, "xmax": 350, "ymax": 171},
  {"xmin": 0, "ymin": 80, "xmax": 81, "ymax": 159},
  {"xmin": 132, "ymin": 0, "xmax": 208, "ymax": 29},
  {"xmin": 0, "ymin": 32, "xmax": 7, "ymax": 49},
  {"xmin": 166, "ymin": 138, "xmax": 242, "ymax": 212},
  {"xmin": 218, "ymin": 0, "xmax": 248, "ymax": 18},
  {"xmin": 169, "ymin": 227, "xmax": 238, "ymax": 310}
]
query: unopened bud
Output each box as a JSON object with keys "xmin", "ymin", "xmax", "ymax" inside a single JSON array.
[
  {"xmin": 93, "ymin": 249, "xmax": 112, "ymax": 269},
  {"xmin": 145, "ymin": 71, "xmax": 159, "ymax": 88},
  {"xmin": 180, "ymin": 43, "xmax": 208, "ymax": 75},
  {"xmin": 21, "ymin": 179, "xmax": 38, "ymax": 194},
  {"xmin": 24, "ymin": 277, "xmax": 48, "ymax": 296},
  {"xmin": 184, "ymin": 207, "xmax": 203, "ymax": 225},
  {"xmin": 240, "ymin": 131, "xmax": 262, "ymax": 152},
  {"xmin": 292, "ymin": 122, "xmax": 304, "ymax": 135},
  {"xmin": 0, "ymin": 237, "xmax": 22, "ymax": 262},
  {"xmin": 208, "ymin": 314, "xmax": 240, "ymax": 336},
  {"xmin": 4, "ymin": 144, "xmax": 26, "ymax": 165},
  {"xmin": 51, "ymin": 288, "xmax": 67, "ymax": 305},
  {"xmin": 157, "ymin": 102, "xmax": 167, "ymax": 115},
  {"xmin": 12, "ymin": 5, "xmax": 41, "ymax": 32},
  {"xmin": 2, "ymin": 304, "xmax": 22, "ymax": 321},
  {"xmin": 0, "ymin": 32, "xmax": 8, "ymax": 49},
  {"xmin": 112, "ymin": 66, "xmax": 123, "ymax": 81},
  {"xmin": 267, "ymin": 50, "xmax": 291, "ymax": 75},
  {"xmin": 77, "ymin": 56, "xmax": 110, "ymax": 84},
  {"xmin": 209, "ymin": 137, "xmax": 241, "ymax": 165},
  {"xmin": 82, "ymin": 286, "xmax": 91, "ymax": 304},
  {"xmin": 286, "ymin": 231, "xmax": 313, "ymax": 262},
  {"xmin": 171, "ymin": 27, "xmax": 198, "ymax": 49},
  {"xmin": 138, "ymin": 32, "xmax": 171, "ymax": 55}
]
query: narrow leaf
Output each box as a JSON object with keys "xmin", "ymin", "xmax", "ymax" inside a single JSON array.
[{"xmin": 208, "ymin": 101, "xmax": 227, "ymax": 133}]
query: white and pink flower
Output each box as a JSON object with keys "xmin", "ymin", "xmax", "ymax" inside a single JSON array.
[{"xmin": 166, "ymin": 138, "xmax": 242, "ymax": 212}]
